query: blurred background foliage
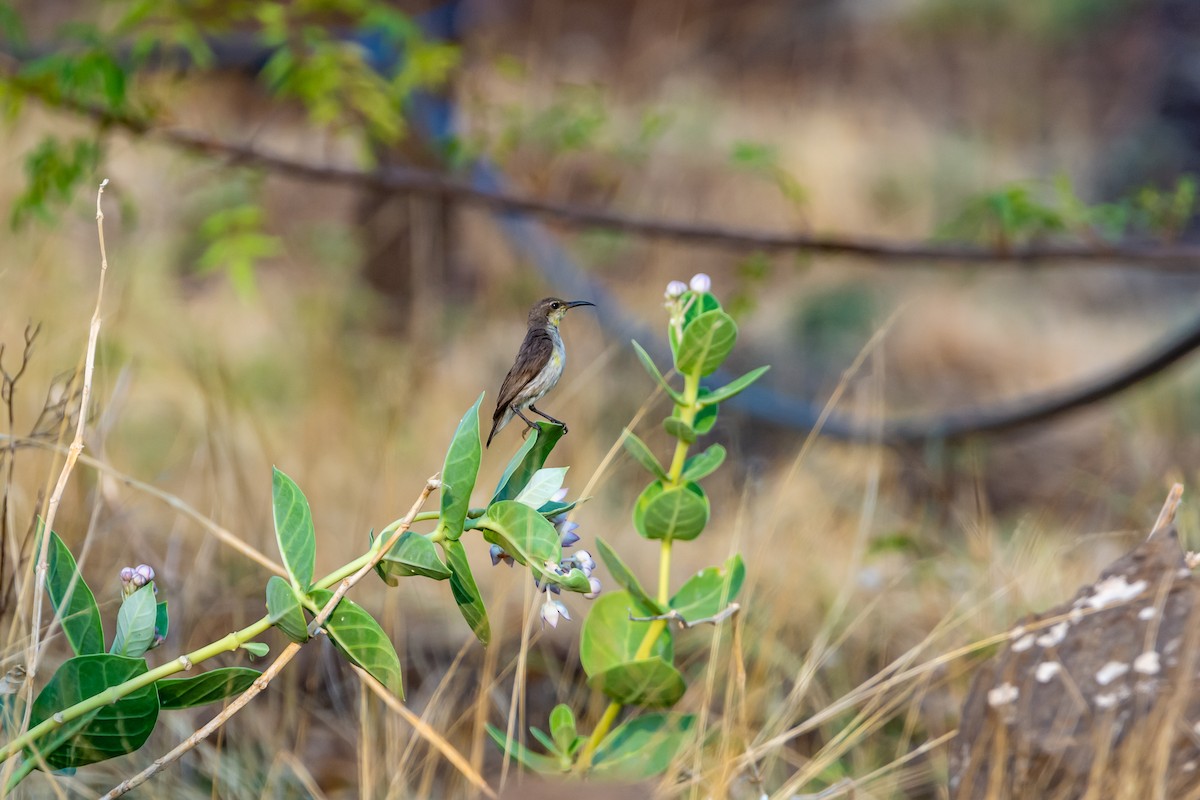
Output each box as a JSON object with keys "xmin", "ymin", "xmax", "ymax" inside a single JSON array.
[{"xmin": 3, "ymin": 0, "xmax": 1200, "ymax": 796}]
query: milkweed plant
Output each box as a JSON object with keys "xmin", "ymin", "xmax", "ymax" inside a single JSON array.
[{"xmin": 1, "ymin": 275, "xmax": 766, "ymax": 789}]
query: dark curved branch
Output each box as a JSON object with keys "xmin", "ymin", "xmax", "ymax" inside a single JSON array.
[{"xmin": 9, "ymin": 73, "xmax": 1200, "ymax": 444}]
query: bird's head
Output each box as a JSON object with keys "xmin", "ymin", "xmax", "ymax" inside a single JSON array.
[{"xmin": 531, "ymin": 297, "xmax": 595, "ymax": 327}]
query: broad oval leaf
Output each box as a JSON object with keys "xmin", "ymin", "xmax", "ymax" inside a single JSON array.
[
  {"xmin": 662, "ymin": 416, "xmax": 696, "ymax": 444},
  {"xmin": 44, "ymin": 528, "xmax": 104, "ymax": 656},
  {"xmin": 491, "ymin": 422, "xmax": 564, "ymax": 504},
  {"xmin": 669, "ymin": 554, "xmax": 746, "ymax": 623},
  {"xmin": 633, "ymin": 481, "xmax": 710, "ymax": 542},
  {"xmin": 266, "ymin": 575, "xmax": 309, "ymax": 643},
  {"xmin": 514, "ymin": 467, "xmax": 568, "ymax": 509},
  {"xmin": 590, "ymin": 713, "xmax": 696, "ymax": 781},
  {"xmin": 681, "ymin": 444, "xmax": 726, "ymax": 482},
  {"xmin": 156, "ymin": 667, "xmax": 260, "ymax": 709},
  {"xmin": 480, "ymin": 500, "xmax": 561, "ymax": 570},
  {"xmin": 669, "ymin": 291, "xmax": 721, "ymax": 359},
  {"xmin": 698, "ymin": 365, "xmax": 770, "ymax": 407},
  {"xmin": 631, "ymin": 340, "xmax": 682, "ymax": 403},
  {"xmin": 441, "ymin": 539, "xmax": 490, "ymax": 645},
  {"xmin": 309, "ymin": 590, "xmax": 404, "ymax": 699},
  {"xmin": 587, "ymin": 657, "xmax": 687, "ymax": 707},
  {"xmin": 595, "ymin": 537, "xmax": 664, "ymax": 615},
  {"xmin": 549, "ymin": 704, "xmax": 577, "ymax": 754},
  {"xmin": 580, "ymin": 591, "xmax": 672, "ymax": 678},
  {"xmin": 438, "ymin": 393, "xmax": 484, "ymax": 541},
  {"xmin": 27, "ymin": 654, "xmax": 158, "ymax": 770},
  {"xmin": 272, "ymin": 467, "xmax": 316, "ymax": 591},
  {"xmin": 675, "ymin": 309, "xmax": 737, "ymax": 377},
  {"xmin": 109, "ymin": 584, "xmax": 157, "ymax": 658},
  {"xmin": 377, "ymin": 530, "xmax": 451, "ymax": 582},
  {"xmin": 621, "ymin": 430, "xmax": 667, "ymax": 481}
]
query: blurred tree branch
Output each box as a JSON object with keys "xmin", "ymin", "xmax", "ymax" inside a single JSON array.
[{"xmin": 7, "ymin": 69, "xmax": 1200, "ymax": 270}]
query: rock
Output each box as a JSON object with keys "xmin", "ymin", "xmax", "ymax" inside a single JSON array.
[{"xmin": 950, "ymin": 528, "xmax": 1200, "ymax": 799}]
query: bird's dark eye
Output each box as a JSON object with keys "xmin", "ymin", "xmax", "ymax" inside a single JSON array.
[{"xmin": 551, "ymin": 302, "xmax": 561, "ymax": 309}]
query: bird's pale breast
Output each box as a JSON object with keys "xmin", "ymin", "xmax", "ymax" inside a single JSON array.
[{"xmin": 516, "ymin": 329, "xmax": 565, "ymax": 406}]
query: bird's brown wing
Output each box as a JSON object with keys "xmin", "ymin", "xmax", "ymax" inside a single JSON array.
[{"xmin": 492, "ymin": 327, "xmax": 554, "ymax": 423}]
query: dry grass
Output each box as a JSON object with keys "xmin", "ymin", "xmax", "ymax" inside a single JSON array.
[{"xmin": 1, "ymin": 8, "xmax": 1197, "ymax": 795}]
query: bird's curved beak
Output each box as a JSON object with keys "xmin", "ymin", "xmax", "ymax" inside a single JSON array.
[{"xmin": 566, "ymin": 300, "xmax": 595, "ymax": 310}]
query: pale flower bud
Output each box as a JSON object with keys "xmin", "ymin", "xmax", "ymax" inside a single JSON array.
[
  {"xmin": 665, "ymin": 280, "xmax": 687, "ymax": 299},
  {"xmin": 540, "ymin": 597, "xmax": 571, "ymax": 629},
  {"xmin": 689, "ymin": 273, "xmax": 712, "ymax": 293}
]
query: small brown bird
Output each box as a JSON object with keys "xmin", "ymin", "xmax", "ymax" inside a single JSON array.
[{"xmin": 487, "ymin": 297, "xmax": 595, "ymax": 448}]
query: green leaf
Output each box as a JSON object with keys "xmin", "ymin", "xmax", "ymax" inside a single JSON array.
[
  {"xmin": 699, "ymin": 365, "xmax": 769, "ymax": 407},
  {"xmin": 580, "ymin": 591, "xmax": 672, "ymax": 678},
  {"xmin": 662, "ymin": 416, "xmax": 696, "ymax": 444},
  {"xmin": 437, "ymin": 394, "xmax": 484, "ymax": 541},
  {"xmin": 587, "ymin": 657, "xmax": 687, "ymax": 707},
  {"xmin": 594, "ymin": 538, "xmax": 664, "ymax": 614},
  {"xmin": 681, "ymin": 444, "xmax": 726, "ymax": 482},
  {"xmin": 529, "ymin": 726, "xmax": 558, "ymax": 755},
  {"xmin": 621, "ymin": 430, "xmax": 667, "ymax": 480},
  {"xmin": 669, "ymin": 554, "xmax": 745, "ymax": 623},
  {"xmin": 669, "ymin": 292, "xmax": 722, "ymax": 359},
  {"xmin": 441, "ymin": 539, "xmax": 490, "ymax": 644},
  {"xmin": 272, "ymin": 467, "xmax": 316, "ymax": 591},
  {"xmin": 156, "ymin": 668, "xmax": 260, "ymax": 710},
  {"xmin": 693, "ymin": 389, "xmax": 718, "ymax": 434},
  {"xmin": 549, "ymin": 704, "xmax": 577, "ymax": 754},
  {"xmin": 675, "ymin": 310, "xmax": 737, "ymax": 377},
  {"xmin": 153, "ymin": 599, "xmax": 168, "ymax": 652},
  {"xmin": 109, "ymin": 584, "xmax": 157, "ymax": 658},
  {"xmin": 590, "ymin": 713, "xmax": 696, "ymax": 780},
  {"xmin": 43, "ymin": 528, "xmax": 103, "ymax": 656},
  {"xmin": 631, "ymin": 340, "xmax": 682, "ymax": 403},
  {"xmin": 491, "ymin": 422, "xmax": 564, "ymax": 504},
  {"xmin": 26, "ymin": 654, "xmax": 158, "ymax": 770},
  {"xmin": 485, "ymin": 723, "xmax": 565, "ymax": 774},
  {"xmin": 376, "ymin": 530, "xmax": 451, "ymax": 582},
  {"xmin": 310, "ymin": 590, "xmax": 404, "ymax": 699},
  {"xmin": 633, "ymin": 481, "xmax": 710, "ymax": 542},
  {"xmin": 480, "ymin": 500, "xmax": 561, "ymax": 570},
  {"xmin": 513, "ymin": 467, "xmax": 568, "ymax": 509},
  {"xmin": 241, "ymin": 642, "xmax": 269, "ymax": 657},
  {"xmin": 266, "ymin": 575, "xmax": 309, "ymax": 643}
]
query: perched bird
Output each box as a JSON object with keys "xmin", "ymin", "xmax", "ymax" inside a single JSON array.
[{"xmin": 487, "ymin": 297, "xmax": 595, "ymax": 448}]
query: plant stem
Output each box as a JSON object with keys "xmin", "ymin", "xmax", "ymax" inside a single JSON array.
[
  {"xmin": 0, "ymin": 516, "xmax": 411, "ymax": 765},
  {"xmin": 578, "ymin": 366, "xmax": 701, "ymax": 769}
]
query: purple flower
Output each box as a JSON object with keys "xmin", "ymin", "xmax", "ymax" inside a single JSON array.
[{"xmin": 489, "ymin": 544, "xmax": 514, "ymax": 567}]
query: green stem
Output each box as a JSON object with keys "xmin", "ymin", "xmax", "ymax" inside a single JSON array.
[
  {"xmin": 0, "ymin": 520, "xmax": 412, "ymax": 766},
  {"xmin": 578, "ymin": 367, "xmax": 701, "ymax": 770}
]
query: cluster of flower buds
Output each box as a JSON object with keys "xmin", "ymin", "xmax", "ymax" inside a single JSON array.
[
  {"xmin": 665, "ymin": 274, "xmax": 712, "ymax": 341},
  {"xmin": 665, "ymin": 273, "xmax": 712, "ymax": 302},
  {"xmin": 119, "ymin": 564, "xmax": 155, "ymax": 598}
]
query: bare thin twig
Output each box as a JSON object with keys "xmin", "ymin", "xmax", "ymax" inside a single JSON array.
[
  {"xmin": 4, "ymin": 181, "xmax": 111, "ymax": 789},
  {"xmin": 1150, "ymin": 483, "xmax": 1184, "ymax": 539},
  {"xmin": 629, "ymin": 603, "xmax": 741, "ymax": 629},
  {"xmin": 353, "ymin": 666, "xmax": 496, "ymax": 799},
  {"xmin": 98, "ymin": 475, "xmax": 441, "ymax": 799}
]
